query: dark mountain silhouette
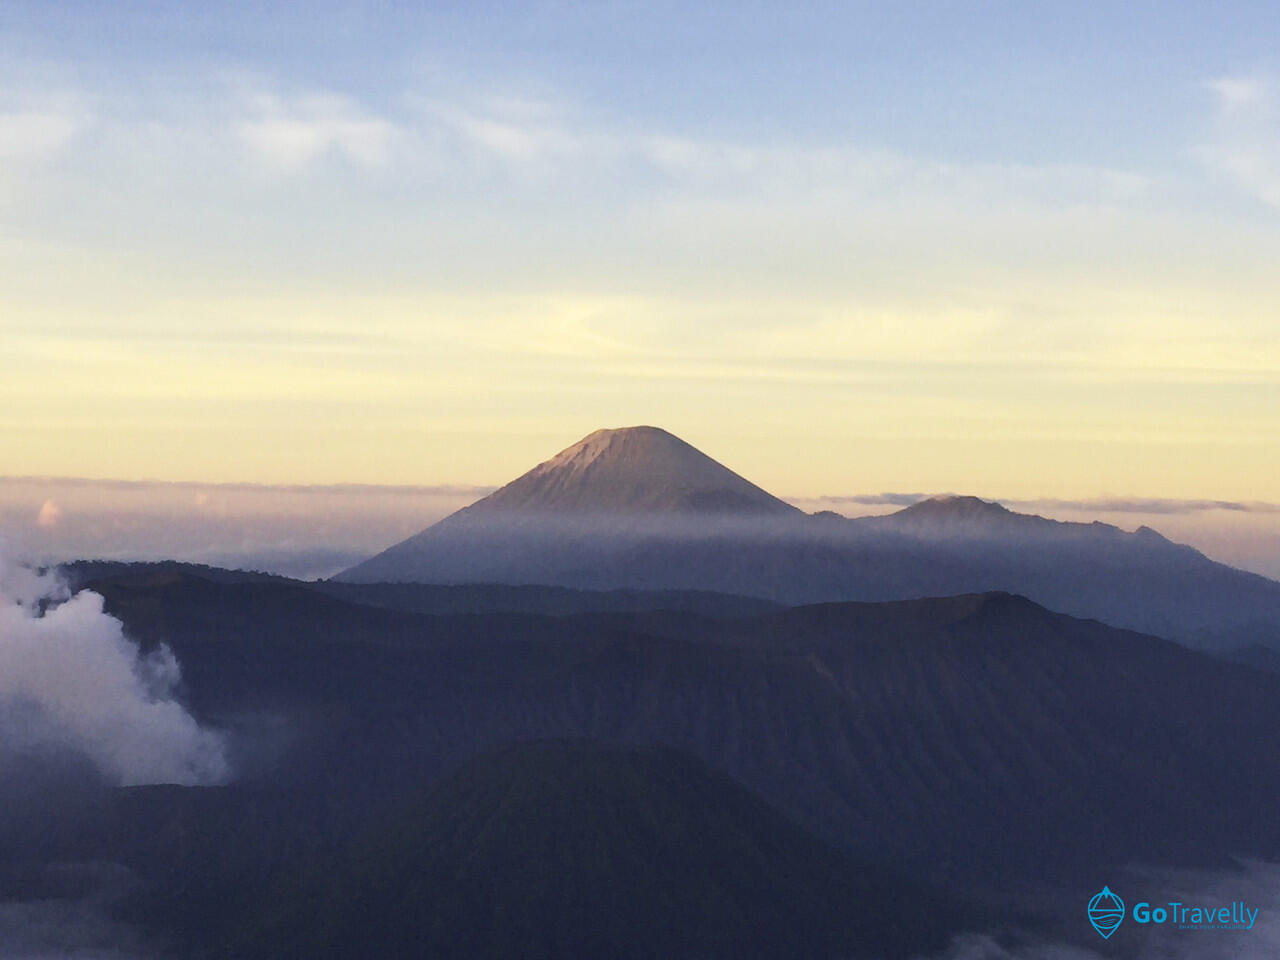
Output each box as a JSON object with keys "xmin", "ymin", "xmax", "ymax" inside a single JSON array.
[
  {"xmin": 67, "ymin": 567, "xmax": 1280, "ymax": 887},
  {"xmin": 59, "ymin": 559, "xmax": 296, "ymax": 590},
  {"xmin": 335, "ymin": 428, "xmax": 1280, "ymax": 650},
  {"xmin": 15, "ymin": 565, "xmax": 1279, "ymax": 956},
  {"xmin": 1218, "ymin": 642, "xmax": 1280, "ymax": 675},
  {"xmin": 60, "ymin": 559, "xmax": 780, "ymax": 618},
  {"xmin": 223, "ymin": 742, "xmax": 966, "ymax": 960}
]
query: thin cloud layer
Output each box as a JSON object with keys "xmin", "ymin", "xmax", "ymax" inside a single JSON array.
[
  {"xmin": 0, "ymin": 476, "xmax": 490, "ymax": 579},
  {"xmin": 1198, "ymin": 72, "xmax": 1280, "ymax": 210},
  {"xmin": 924, "ymin": 860, "xmax": 1280, "ymax": 960},
  {"xmin": 6, "ymin": 476, "xmax": 1280, "ymax": 581},
  {"xmin": 801, "ymin": 493, "xmax": 1280, "ymax": 516},
  {"xmin": 803, "ymin": 492, "xmax": 931, "ymax": 507},
  {"xmin": 0, "ymin": 109, "xmax": 78, "ymax": 161},
  {"xmin": 236, "ymin": 88, "xmax": 400, "ymax": 169},
  {"xmin": 1012, "ymin": 496, "xmax": 1280, "ymax": 515}
]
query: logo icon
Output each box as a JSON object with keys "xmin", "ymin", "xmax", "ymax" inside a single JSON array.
[{"xmin": 1088, "ymin": 886, "xmax": 1125, "ymax": 939}]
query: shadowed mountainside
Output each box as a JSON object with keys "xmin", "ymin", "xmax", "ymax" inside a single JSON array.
[
  {"xmin": 334, "ymin": 428, "xmax": 1280, "ymax": 651},
  {"xmin": 73, "ymin": 567, "xmax": 1280, "ymax": 886},
  {"xmin": 59, "ymin": 559, "xmax": 781, "ymax": 619},
  {"xmin": 224, "ymin": 741, "xmax": 966, "ymax": 960},
  {"xmin": 12, "ymin": 564, "xmax": 1280, "ymax": 957}
]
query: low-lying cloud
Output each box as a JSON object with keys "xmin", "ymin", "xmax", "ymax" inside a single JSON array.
[
  {"xmin": 804, "ymin": 492, "xmax": 931, "ymax": 507},
  {"xmin": 922, "ymin": 934, "xmax": 1103, "ymax": 959},
  {"xmin": 0, "ymin": 895, "xmax": 156, "ymax": 960},
  {"xmin": 0, "ymin": 475, "xmax": 491, "ymax": 580},
  {"xmin": 0, "ymin": 549, "xmax": 228, "ymax": 786},
  {"xmin": 8, "ymin": 476, "xmax": 1280, "ymax": 581},
  {"xmin": 924, "ymin": 859, "xmax": 1280, "ymax": 960},
  {"xmin": 794, "ymin": 492, "xmax": 1280, "ymax": 579},
  {"xmin": 802, "ymin": 493, "xmax": 1280, "ymax": 516},
  {"xmin": 1006, "ymin": 496, "xmax": 1280, "ymax": 516}
]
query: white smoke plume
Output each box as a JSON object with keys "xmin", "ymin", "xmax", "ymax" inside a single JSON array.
[{"xmin": 0, "ymin": 549, "xmax": 229, "ymax": 786}]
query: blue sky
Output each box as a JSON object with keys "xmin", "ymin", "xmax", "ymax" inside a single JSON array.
[
  {"xmin": 2, "ymin": 1, "xmax": 1278, "ymax": 499},
  {"xmin": 9, "ymin": 1, "xmax": 1272, "ymax": 159}
]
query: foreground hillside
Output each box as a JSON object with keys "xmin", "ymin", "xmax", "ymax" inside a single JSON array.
[
  {"xmin": 9, "ymin": 564, "xmax": 1278, "ymax": 957},
  {"xmin": 75, "ymin": 568, "xmax": 1280, "ymax": 881},
  {"xmin": 236, "ymin": 741, "xmax": 963, "ymax": 960}
]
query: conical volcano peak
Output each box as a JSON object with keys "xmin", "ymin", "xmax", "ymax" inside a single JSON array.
[
  {"xmin": 535, "ymin": 426, "xmax": 694, "ymax": 474},
  {"xmin": 471, "ymin": 426, "xmax": 800, "ymax": 516}
]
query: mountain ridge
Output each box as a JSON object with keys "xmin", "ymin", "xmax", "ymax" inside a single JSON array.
[
  {"xmin": 73, "ymin": 569, "xmax": 1280, "ymax": 890},
  {"xmin": 335, "ymin": 427, "xmax": 1280, "ymax": 651}
]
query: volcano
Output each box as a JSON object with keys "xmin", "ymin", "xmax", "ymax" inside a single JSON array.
[
  {"xmin": 335, "ymin": 427, "xmax": 1280, "ymax": 654},
  {"xmin": 337, "ymin": 426, "xmax": 800, "ymax": 583},
  {"xmin": 454, "ymin": 425, "xmax": 798, "ymax": 516}
]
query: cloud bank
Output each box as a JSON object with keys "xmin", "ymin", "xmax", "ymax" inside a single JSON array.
[
  {"xmin": 0, "ymin": 549, "xmax": 228, "ymax": 786},
  {"xmin": 801, "ymin": 492, "xmax": 1280, "ymax": 517},
  {"xmin": 1009, "ymin": 496, "xmax": 1280, "ymax": 516},
  {"xmin": 0, "ymin": 476, "xmax": 492, "ymax": 580}
]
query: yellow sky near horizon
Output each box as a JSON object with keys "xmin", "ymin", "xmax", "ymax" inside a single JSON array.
[
  {"xmin": 4, "ymin": 11, "xmax": 1280, "ymax": 501},
  {"xmin": 6, "ymin": 280, "xmax": 1279, "ymax": 500}
]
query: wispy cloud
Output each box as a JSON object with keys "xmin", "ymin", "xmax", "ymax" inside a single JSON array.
[
  {"xmin": 799, "ymin": 492, "xmax": 931, "ymax": 507},
  {"xmin": 1208, "ymin": 75, "xmax": 1269, "ymax": 112},
  {"xmin": 0, "ymin": 86, "xmax": 85, "ymax": 206},
  {"xmin": 430, "ymin": 104, "xmax": 584, "ymax": 162},
  {"xmin": 0, "ymin": 109, "xmax": 79, "ymax": 162},
  {"xmin": 410, "ymin": 88, "xmax": 1149, "ymax": 212},
  {"xmin": 1197, "ymin": 71, "xmax": 1280, "ymax": 210},
  {"xmin": 799, "ymin": 493, "xmax": 1280, "ymax": 516},
  {"xmin": 0, "ymin": 476, "xmax": 496, "ymax": 498},
  {"xmin": 235, "ymin": 88, "xmax": 400, "ymax": 170},
  {"xmin": 1009, "ymin": 496, "xmax": 1280, "ymax": 515},
  {"xmin": 0, "ymin": 63, "xmax": 1162, "ymax": 241}
]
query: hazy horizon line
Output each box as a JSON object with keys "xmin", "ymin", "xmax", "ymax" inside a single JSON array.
[
  {"xmin": 0, "ymin": 475, "xmax": 499, "ymax": 497},
  {"xmin": 7, "ymin": 475, "xmax": 1280, "ymax": 517}
]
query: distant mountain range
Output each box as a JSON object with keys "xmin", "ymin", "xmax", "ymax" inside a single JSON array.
[
  {"xmin": 22, "ymin": 428, "xmax": 1280, "ymax": 957},
  {"xmin": 79, "ymin": 568, "xmax": 1280, "ymax": 878},
  {"xmin": 12, "ymin": 564, "xmax": 1274, "ymax": 957},
  {"xmin": 338, "ymin": 426, "xmax": 1280, "ymax": 651}
]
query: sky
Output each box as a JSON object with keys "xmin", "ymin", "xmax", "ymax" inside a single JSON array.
[{"xmin": 2, "ymin": 1, "xmax": 1279, "ymax": 506}]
